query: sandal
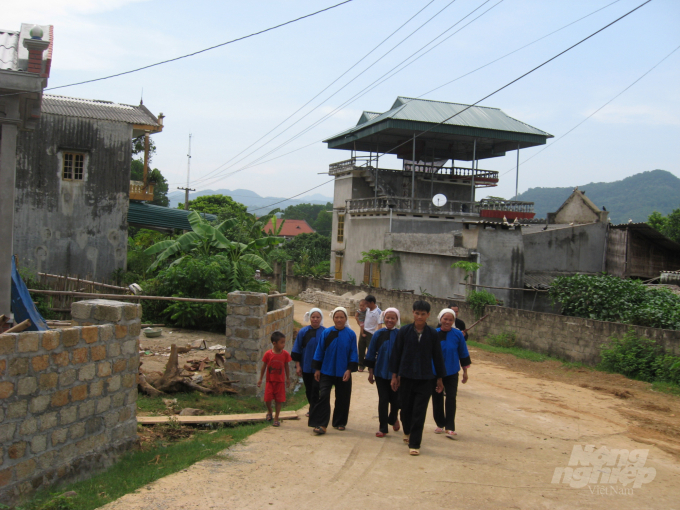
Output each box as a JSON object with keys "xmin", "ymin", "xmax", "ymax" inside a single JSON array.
[
  {"xmin": 273, "ymin": 421, "xmax": 280, "ymax": 427},
  {"xmin": 337, "ymin": 426, "xmax": 346, "ymax": 431},
  {"xmin": 409, "ymin": 449, "xmax": 420, "ymax": 456},
  {"xmin": 313, "ymin": 427, "xmax": 326, "ymax": 435},
  {"xmin": 434, "ymin": 427, "xmax": 444, "ymax": 434},
  {"xmin": 403, "ymin": 435, "xmax": 410, "ymax": 444},
  {"xmin": 265, "ymin": 413, "xmax": 273, "ymax": 422},
  {"xmin": 305, "ymin": 412, "xmax": 310, "ymax": 417},
  {"xmin": 376, "ymin": 431, "xmax": 386, "ymax": 438},
  {"xmin": 392, "ymin": 420, "xmax": 400, "ymax": 432},
  {"xmin": 445, "ymin": 430, "xmax": 457, "ymax": 439}
]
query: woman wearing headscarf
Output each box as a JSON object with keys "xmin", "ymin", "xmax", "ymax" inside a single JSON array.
[
  {"xmin": 432, "ymin": 308, "xmax": 471, "ymax": 439},
  {"xmin": 292, "ymin": 308, "xmax": 324, "ymax": 417},
  {"xmin": 364, "ymin": 307, "xmax": 402, "ymax": 437},
  {"xmin": 308, "ymin": 307, "xmax": 359, "ymax": 435}
]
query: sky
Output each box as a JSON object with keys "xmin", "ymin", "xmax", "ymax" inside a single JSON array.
[{"xmin": 6, "ymin": 0, "xmax": 680, "ymax": 202}]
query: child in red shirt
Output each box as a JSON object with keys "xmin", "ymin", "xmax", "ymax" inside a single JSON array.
[{"xmin": 257, "ymin": 331, "xmax": 292, "ymax": 427}]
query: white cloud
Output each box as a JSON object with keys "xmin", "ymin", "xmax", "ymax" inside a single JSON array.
[{"xmin": 589, "ymin": 104, "xmax": 680, "ymax": 127}]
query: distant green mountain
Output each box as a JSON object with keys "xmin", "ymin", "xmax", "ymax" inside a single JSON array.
[{"xmin": 515, "ymin": 170, "xmax": 680, "ymax": 224}]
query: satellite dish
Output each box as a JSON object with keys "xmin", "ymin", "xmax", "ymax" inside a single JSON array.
[{"xmin": 432, "ymin": 194, "xmax": 447, "ymax": 207}]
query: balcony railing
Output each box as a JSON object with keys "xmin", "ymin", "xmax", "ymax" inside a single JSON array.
[
  {"xmin": 129, "ymin": 180, "xmax": 155, "ymax": 201},
  {"xmin": 329, "ymin": 157, "xmax": 499, "ymax": 184},
  {"xmin": 479, "ymin": 199, "xmax": 534, "ymax": 213},
  {"xmin": 347, "ymin": 197, "xmax": 480, "ymax": 216}
]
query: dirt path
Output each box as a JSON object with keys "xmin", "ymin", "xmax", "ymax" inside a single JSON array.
[{"xmin": 105, "ymin": 302, "xmax": 680, "ymax": 510}]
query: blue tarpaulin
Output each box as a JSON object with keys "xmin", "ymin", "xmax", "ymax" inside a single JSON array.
[{"xmin": 11, "ymin": 258, "xmax": 49, "ymax": 331}]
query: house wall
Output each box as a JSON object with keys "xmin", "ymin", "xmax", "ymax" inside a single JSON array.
[
  {"xmin": 476, "ymin": 225, "xmax": 524, "ymax": 308},
  {"xmin": 0, "ymin": 300, "xmax": 140, "ymax": 504},
  {"xmin": 523, "ymin": 222, "xmax": 607, "ymax": 274},
  {"xmin": 14, "ymin": 114, "xmax": 132, "ymax": 281}
]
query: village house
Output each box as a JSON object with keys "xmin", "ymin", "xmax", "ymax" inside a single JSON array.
[
  {"xmin": 263, "ymin": 218, "xmax": 315, "ymax": 240},
  {"xmin": 0, "ymin": 23, "xmax": 53, "ymax": 318},
  {"xmin": 13, "ymin": 94, "xmax": 163, "ymax": 281},
  {"xmin": 324, "ymin": 96, "xmax": 552, "ymax": 306}
]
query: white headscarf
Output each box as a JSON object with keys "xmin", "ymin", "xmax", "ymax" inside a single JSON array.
[
  {"xmin": 380, "ymin": 307, "xmax": 401, "ymax": 328},
  {"xmin": 437, "ymin": 308, "xmax": 456, "ymax": 322},
  {"xmin": 329, "ymin": 306, "xmax": 348, "ymax": 320},
  {"xmin": 303, "ymin": 308, "xmax": 324, "ymax": 326}
]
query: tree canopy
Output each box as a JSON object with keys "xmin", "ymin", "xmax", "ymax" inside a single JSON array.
[
  {"xmin": 648, "ymin": 208, "xmax": 680, "ymax": 244},
  {"xmin": 281, "ymin": 202, "xmax": 333, "ymax": 236}
]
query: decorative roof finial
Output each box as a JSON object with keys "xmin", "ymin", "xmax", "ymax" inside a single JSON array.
[{"xmin": 29, "ymin": 25, "xmax": 43, "ymax": 40}]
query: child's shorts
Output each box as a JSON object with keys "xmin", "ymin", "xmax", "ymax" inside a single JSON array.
[{"xmin": 264, "ymin": 381, "xmax": 286, "ymax": 403}]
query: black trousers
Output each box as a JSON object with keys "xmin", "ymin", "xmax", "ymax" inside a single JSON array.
[
  {"xmin": 308, "ymin": 374, "xmax": 352, "ymax": 429},
  {"xmin": 302, "ymin": 371, "xmax": 320, "ymax": 414},
  {"xmin": 358, "ymin": 332, "xmax": 370, "ymax": 368},
  {"xmin": 399, "ymin": 377, "xmax": 433, "ymax": 449},
  {"xmin": 375, "ymin": 377, "xmax": 401, "ymax": 433},
  {"xmin": 431, "ymin": 373, "xmax": 459, "ymax": 431}
]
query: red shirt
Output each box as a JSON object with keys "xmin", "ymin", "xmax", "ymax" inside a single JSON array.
[{"xmin": 262, "ymin": 349, "xmax": 292, "ymax": 383}]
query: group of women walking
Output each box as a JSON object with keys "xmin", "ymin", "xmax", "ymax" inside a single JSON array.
[{"xmin": 291, "ymin": 300, "xmax": 470, "ymax": 456}]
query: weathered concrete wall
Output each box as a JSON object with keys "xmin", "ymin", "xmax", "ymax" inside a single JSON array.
[
  {"xmin": 476, "ymin": 225, "xmax": 524, "ymax": 308},
  {"xmin": 14, "ymin": 114, "xmax": 132, "ymax": 281},
  {"xmin": 0, "ymin": 300, "xmax": 140, "ymax": 504},
  {"xmin": 523, "ymin": 222, "xmax": 607, "ymax": 274},
  {"xmin": 224, "ymin": 292, "xmax": 296, "ymax": 396},
  {"xmin": 472, "ymin": 305, "xmax": 680, "ymax": 366}
]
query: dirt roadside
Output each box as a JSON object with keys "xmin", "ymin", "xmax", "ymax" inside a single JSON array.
[{"xmin": 104, "ymin": 301, "xmax": 680, "ymax": 510}]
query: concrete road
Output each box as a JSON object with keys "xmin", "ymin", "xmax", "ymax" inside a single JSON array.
[{"xmin": 104, "ymin": 301, "xmax": 680, "ymax": 510}]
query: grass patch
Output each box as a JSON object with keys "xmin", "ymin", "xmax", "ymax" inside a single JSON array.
[
  {"xmin": 20, "ymin": 423, "xmax": 267, "ymax": 510},
  {"xmin": 137, "ymin": 388, "xmax": 309, "ymax": 416},
  {"xmin": 293, "ymin": 319, "xmax": 302, "ymax": 329},
  {"xmin": 651, "ymin": 381, "xmax": 680, "ymax": 397},
  {"xmin": 467, "ymin": 340, "xmax": 550, "ymax": 362}
]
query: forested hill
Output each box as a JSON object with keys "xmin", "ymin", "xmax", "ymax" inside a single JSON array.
[{"xmin": 514, "ymin": 170, "xmax": 680, "ymax": 224}]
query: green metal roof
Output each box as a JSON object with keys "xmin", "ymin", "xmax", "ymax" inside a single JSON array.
[
  {"xmin": 324, "ymin": 97, "xmax": 554, "ymax": 161},
  {"xmin": 127, "ymin": 202, "xmax": 217, "ymax": 231}
]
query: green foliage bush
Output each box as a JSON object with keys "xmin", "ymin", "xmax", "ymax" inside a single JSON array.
[
  {"xmin": 599, "ymin": 329, "xmax": 680, "ymax": 385},
  {"xmin": 487, "ymin": 331, "xmax": 516, "ymax": 348},
  {"xmin": 549, "ymin": 274, "xmax": 680, "ymax": 330},
  {"xmin": 19, "ymin": 268, "xmax": 58, "ymax": 321},
  {"xmin": 467, "ymin": 289, "xmax": 498, "ymax": 319}
]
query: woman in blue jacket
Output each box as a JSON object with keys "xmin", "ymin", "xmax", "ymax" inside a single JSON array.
[
  {"xmin": 365, "ymin": 307, "xmax": 401, "ymax": 437},
  {"xmin": 432, "ymin": 308, "xmax": 471, "ymax": 439},
  {"xmin": 291, "ymin": 308, "xmax": 324, "ymax": 417},
  {"xmin": 309, "ymin": 307, "xmax": 359, "ymax": 435}
]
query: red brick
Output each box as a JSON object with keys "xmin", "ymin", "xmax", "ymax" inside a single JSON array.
[
  {"xmin": 72, "ymin": 347, "xmax": 88, "ymax": 364},
  {"xmin": 115, "ymin": 324, "xmax": 128, "ymax": 339},
  {"xmin": 31, "ymin": 355, "xmax": 50, "ymax": 372},
  {"xmin": 113, "ymin": 359, "xmax": 127, "ymax": 373},
  {"xmin": 51, "ymin": 389, "xmax": 69, "ymax": 407},
  {"xmin": 0, "ymin": 381, "xmax": 14, "ymax": 399},
  {"xmin": 42, "ymin": 331, "xmax": 60, "ymax": 350},
  {"xmin": 71, "ymin": 385, "xmax": 87, "ymax": 401},
  {"xmin": 52, "ymin": 351, "xmax": 69, "ymax": 367},
  {"xmin": 81, "ymin": 326, "xmax": 98, "ymax": 344},
  {"xmin": 91, "ymin": 345, "xmax": 107, "ymax": 362}
]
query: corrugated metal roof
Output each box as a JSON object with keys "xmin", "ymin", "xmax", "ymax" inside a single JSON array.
[
  {"xmin": 42, "ymin": 95, "xmax": 161, "ymax": 126},
  {"xmin": 357, "ymin": 111, "xmax": 381, "ymax": 126},
  {"xmin": 610, "ymin": 222, "xmax": 680, "ymax": 252},
  {"xmin": 327, "ymin": 96, "xmax": 553, "ymax": 141},
  {"xmin": 0, "ymin": 29, "xmax": 20, "ymax": 71},
  {"xmin": 127, "ymin": 202, "xmax": 217, "ymax": 231}
]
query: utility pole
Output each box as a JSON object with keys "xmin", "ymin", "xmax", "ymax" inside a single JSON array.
[{"xmin": 177, "ymin": 133, "xmax": 195, "ymax": 210}]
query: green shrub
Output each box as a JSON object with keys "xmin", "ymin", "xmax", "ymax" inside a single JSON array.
[
  {"xmin": 550, "ymin": 274, "xmax": 680, "ymax": 330},
  {"xmin": 467, "ymin": 289, "xmax": 498, "ymax": 319},
  {"xmin": 487, "ymin": 331, "xmax": 516, "ymax": 348},
  {"xmin": 19, "ymin": 268, "xmax": 58, "ymax": 321},
  {"xmin": 599, "ymin": 329, "xmax": 680, "ymax": 384}
]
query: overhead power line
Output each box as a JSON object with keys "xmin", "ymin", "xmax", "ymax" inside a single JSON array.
[
  {"xmin": 500, "ymin": 42, "xmax": 680, "ymax": 179},
  {"xmin": 244, "ymin": 0, "xmax": 653, "ymax": 214},
  {"xmin": 248, "ymin": 179, "xmax": 335, "ymax": 212},
  {"xmin": 185, "ymin": 0, "xmax": 633, "ymax": 192},
  {"xmin": 38, "ymin": 1, "xmax": 354, "ymax": 93},
  {"xmin": 191, "ymin": 0, "xmax": 503, "ymax": 189}
]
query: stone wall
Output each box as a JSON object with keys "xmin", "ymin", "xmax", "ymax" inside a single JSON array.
[
  {"xmin": 224, "ymin": 292, "xmax": 296, "ymax": 396},
  {"xmin": 0, "ymin": 299, "xmax": 140, "ymax": 504},
  {"xmin": 471, "ymin": 306, "xmax": 680, "ymax": 366}
]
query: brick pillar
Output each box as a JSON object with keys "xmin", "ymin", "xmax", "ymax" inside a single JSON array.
[
  {"xmin": 225, "ymin": 292, "xmax": 267, "ymax": 396},
  {"xmin": 22, "ymin": 35, "xmax": 49, "ymax": 75}
]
